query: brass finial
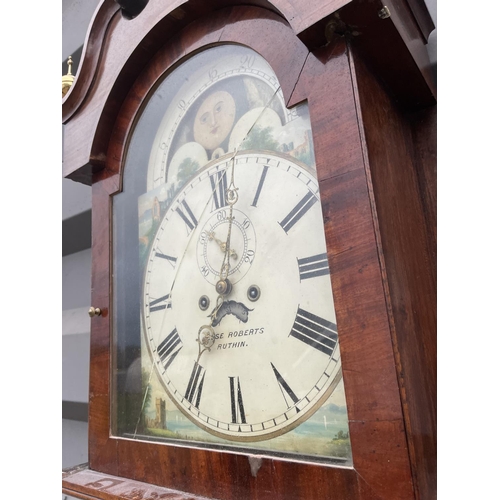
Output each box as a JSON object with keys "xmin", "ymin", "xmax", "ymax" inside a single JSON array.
[{"xmin": 62, "ymin": 56, "xmax": 75, "ymax": 98}]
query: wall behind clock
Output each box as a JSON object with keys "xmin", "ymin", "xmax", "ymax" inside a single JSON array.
[
  {"xmin": 61, "ymin": 0, "xmax": 437, "ymax": 474},
  {"xmin": 62, "ymin": 0, "xmax": 101, "ymax": 473}
]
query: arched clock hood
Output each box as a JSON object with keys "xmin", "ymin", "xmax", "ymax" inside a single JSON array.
[{"xmin": 62, "ymin": 0, "xmax": 435, "ymax": 186}]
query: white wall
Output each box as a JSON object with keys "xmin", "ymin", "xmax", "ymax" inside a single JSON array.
[
  {"xmin": 62, "ymin": 0, "xmax": 103, "ymax": 60},
  {"xmin": 62, "ymin": 0, "xmax": 100, "ymax": 470},
  {"xmin": 62, "ymin": 249, "xmax": 92, "ymax": 468}
]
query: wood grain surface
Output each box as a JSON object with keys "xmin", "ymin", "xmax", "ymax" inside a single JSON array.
[{"xmin": 349, "ymin": 45, "xmax": 436, "ymax": 499}]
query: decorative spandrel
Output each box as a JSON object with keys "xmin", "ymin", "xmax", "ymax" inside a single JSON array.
[{"xmin": 112, "ymin": 44, "xmax": 352, "ymax": 465}]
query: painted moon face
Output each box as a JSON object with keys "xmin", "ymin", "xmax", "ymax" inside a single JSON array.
[{"xmin": 193, "ymin": 90, "xmax": 236, "ymax": 151}]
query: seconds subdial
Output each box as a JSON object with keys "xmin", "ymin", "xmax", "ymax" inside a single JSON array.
[{"xmin": 197, "ymin": 208, "xmax": 256, "ymax": 285}]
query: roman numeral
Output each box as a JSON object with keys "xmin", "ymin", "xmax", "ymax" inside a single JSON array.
[
  {"xmin": 271, "ymin": 363, "xmax": 299, "ymax": 411},
  {"xmin": 298, "ymin": 253, "xmax": 330, "ymax": 280},
  {"xmin": 157, "ymin": 328, "xmax": 182, "ymax": 370},
  {"xmin": 251, "ymin": 165, "xmax": 269, "ymax": 207},
  {"xmin": 209, "ymin": 170, "xmax": 228, "ymax": 210},
  {"xmin": 185, "ymin": 361, "xmax": 206, "ymax": 408},
  {"xmin": 155, "ymin": 252, "xmax": 177, "ymax": 267},
  {"xmin": 176, "ymin": 200, "xmax": 198, "ymax": 233},
  {"xmin": 290, "ymin": 308, "xmax": 338, "ymax": 356},
  {"xmin": 229, "ymin": 376, "xmax": 246, "ymax": 424},
  {"xmin": 279, "ymin": 191, "xmax": 318, "ymax": 233},
  {"xmin": 148, "ymin": 293, "xmax": 171, "ymax": 312}
]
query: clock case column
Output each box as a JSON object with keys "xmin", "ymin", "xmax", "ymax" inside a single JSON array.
[{"xmin": 62, "ymin": 1, "xmax": 436, "ymax": 499}]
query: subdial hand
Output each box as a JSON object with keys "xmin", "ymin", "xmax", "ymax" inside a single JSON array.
[{"xmin": 208, "ymin": 230, "xmax": 238, "ymax": 260}]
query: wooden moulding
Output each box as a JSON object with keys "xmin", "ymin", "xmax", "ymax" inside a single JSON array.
[
  {"xmin": 62, "ymin": 463, "xmax": 212, "ymax": 499},
  {"xmin": 62, "ymin": 0, "xmax": 435, "ymax": 185},
  {"xmin": 104, "ymin": 5, "xmax": 309, "ymax": 195}
]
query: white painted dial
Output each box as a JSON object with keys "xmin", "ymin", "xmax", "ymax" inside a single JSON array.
[{"xmin": 142, "ymin": 152, "xmax": 341, "ymax": 441}]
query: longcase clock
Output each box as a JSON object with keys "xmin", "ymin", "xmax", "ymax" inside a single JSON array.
[{"xmin": 62, "ymin": 1, "xmax": 436, "ymax": 499}]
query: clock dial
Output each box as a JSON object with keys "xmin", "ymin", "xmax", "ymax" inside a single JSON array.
[
  {"xmin": 143, "ymin": 152, "xmax": 341, "ymax": 441},
  {"xmin": 113, "ymin": 44, "xmax": 351, "ymax": 462}
]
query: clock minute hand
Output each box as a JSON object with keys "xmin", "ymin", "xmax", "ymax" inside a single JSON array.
[
  {"xmin": 193, "ymin": 159, "xmax": 239, "ymax": 362},
  {"xmin": 215, "ymin": 157, "xmax": 238, "ymax": 297}
]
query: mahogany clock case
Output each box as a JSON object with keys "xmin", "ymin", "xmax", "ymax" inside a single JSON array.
[{"xmin": 62, "ymin": 2, "xmax": 436, "ymax": 499}]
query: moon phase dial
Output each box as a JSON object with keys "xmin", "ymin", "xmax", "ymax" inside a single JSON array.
[{"xmin": 197, "ymin": 208, "xmax": 256, "ymax": 285}]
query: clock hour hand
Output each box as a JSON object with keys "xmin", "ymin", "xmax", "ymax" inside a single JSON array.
[{"xmin": 194, "ymin": 163, "xmax": 238, "ymax": 363}]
